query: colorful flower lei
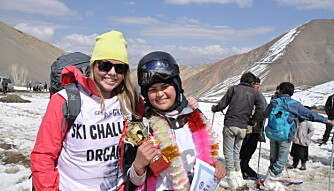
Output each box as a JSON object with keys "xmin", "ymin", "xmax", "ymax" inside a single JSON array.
[{"xmin": 146, "ymin": 110, "xmax": 219, "ymax": 191}]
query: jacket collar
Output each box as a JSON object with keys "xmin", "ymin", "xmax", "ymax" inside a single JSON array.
[
  {"xmin": 239, "ymin": 82, "xmax": 252, "ymax": 87},
  {"xmin": 61, "ymin": 66, "xmax": 99, "ymax": 96}
]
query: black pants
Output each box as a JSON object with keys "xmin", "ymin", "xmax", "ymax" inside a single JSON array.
[
  {"xmin": 3, "ymin": 86, "xmax": 7, "ymax": 94},
  {"xmin": 240, "ymin": 133, "xmax": 259, "ymax": 177},
  {"xmin": 322, "ymin": 116, "xmax": 334, "ymax": 143},
  {"xmin": 291, "ymin": 143, "xmax": 308, "ymax": 164}
]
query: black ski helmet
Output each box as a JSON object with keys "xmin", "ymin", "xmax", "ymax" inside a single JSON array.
[{"xmin": 137, "ymin": 51, "xmax": 187, "ymax": 112}]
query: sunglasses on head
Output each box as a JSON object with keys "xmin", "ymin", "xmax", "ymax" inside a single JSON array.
[{"xmin": 96, "ymin": 60, "xmax": 129, "ymax": 74}]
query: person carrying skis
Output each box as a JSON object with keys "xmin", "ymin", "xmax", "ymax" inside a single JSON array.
[
  {"xmin": 211, "ymin": 72, "xmax": 264, "ymax": 189},
  {"xmin": 263, "ymin": 82, "xmax": 333, "ymax": 191}
]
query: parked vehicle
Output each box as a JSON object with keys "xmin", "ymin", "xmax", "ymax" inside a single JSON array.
[{"xmin": 0, "ymin": 76, "xmax": 14, "ymax": 92}]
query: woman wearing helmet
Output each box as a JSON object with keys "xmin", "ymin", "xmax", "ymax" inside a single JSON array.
[{"xmin": 128, "ymin": 51, "xmax": 226, "ymax": 190}]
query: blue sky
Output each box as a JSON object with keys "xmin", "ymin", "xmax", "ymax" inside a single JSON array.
[{"xmin": 0, "ymin": 0, "xmax": 333, "ymax": 66}]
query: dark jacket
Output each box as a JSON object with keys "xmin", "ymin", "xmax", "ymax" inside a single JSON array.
[
  {"xmin": 325, "ymin": 94, "xmax": 334, "ymax": 118},
  {"xmin": 251, "ymin": 92, "xmax": 268, "ymax": 133},
  {"xmin": 264, "ymin": 94, "xmax": 328, "ymax": 140},
  {"xmin": 212, "ymin": 82, "xmax": 264, "ymax": 129}
]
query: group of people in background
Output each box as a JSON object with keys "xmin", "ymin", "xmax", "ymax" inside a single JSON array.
[
  {"xmin": 30, "ymin": 30, "xmax": 333, "ymax": 191},
  {"xmin": 26, "ymin": 81, "xmax": 48, "ymax": 92}
]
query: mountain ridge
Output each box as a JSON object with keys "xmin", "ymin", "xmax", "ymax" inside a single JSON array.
[
  {"xmin": 182, "ymin": 19, "xmax": 334, "ymax": 101},
  {"xmin": 1, "ymin": 19, "xmax": 333, "ymax": 100}
]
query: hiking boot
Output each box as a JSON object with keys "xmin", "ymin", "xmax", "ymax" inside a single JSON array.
[
  {"xmin": 219, "ymin": 170, "xmax": 238, "ymax": 189},
  {"xmin": 300, "ymin": 162, "xmax": 306, "ymax": 170},
  {"xmin": 287, "ymin": 162, "xmax": 298, "ymax": 169},
  {"xmin": 235, "ymin": 170, "xmax": 245, "ymax": 188},
  {"xmin": 242, "ymin": 172, "xmax": 249, "ymax": 179},
  {"xmin": 319, "ymin": 141, "xmax": 327, "ymax": 146},
  {"xmin": 264, "ymin": 170, "xmax": 286, "ymax": 191}
]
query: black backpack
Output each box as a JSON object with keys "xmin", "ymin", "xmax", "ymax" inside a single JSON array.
[
  {"xmin": 50, "ymin": 52, "xmax": 91, "ymax": 130},
  {"xmin": 50, "ymin": 52, "xmax": 90, "ymax": 94},
  {"xmin": 32, "ymin": 52, "xmax": 91, "ymax": 190}
]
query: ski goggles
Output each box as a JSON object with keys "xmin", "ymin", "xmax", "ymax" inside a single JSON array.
[
  {"xmin": 138, "ymin": 60, "xmax": 178, "ymax": 86},
  {"xmin": 96, "ymin": 60, "xmax": 129, "ymax": 74}
]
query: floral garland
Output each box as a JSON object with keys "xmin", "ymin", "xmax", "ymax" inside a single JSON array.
[{"xmin": 146, "ymin": 110, "xmax": 219, "ymax": 191}]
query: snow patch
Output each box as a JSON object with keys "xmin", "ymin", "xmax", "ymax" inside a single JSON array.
[{"xmin": 257, "ymin": 27, "xmax": 301, "ymax": 63}]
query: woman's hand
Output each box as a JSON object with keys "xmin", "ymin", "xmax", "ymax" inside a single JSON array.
[
  {"xmin": 133, "ymin": 141, "xmax": 159, "ymax": 176},
  {"xmin": 187, "ymin": 97, "xmax": 198, "ymax": 110},
  {"xmin": 213, "ymin": 161, "xmax": 226, "ymax": 180}
]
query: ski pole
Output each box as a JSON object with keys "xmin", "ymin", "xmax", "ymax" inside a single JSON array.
[
  {"xmin": 257, "ymin": 141, "xmax": 262, "ymax": 175},
  {"xmin": 257, "ymin": 141, "xmax": 264, "ymax": 187},
  {"xmin": 285, "ymin": 166, "xmax": 291, "ymax": 181},
  {"xmin": 329, "ymin": 141, "xmax": 334, "ymax": 191},
  {"xmin": 212, "ymin": 112, "xmax": 215, "ymax": 125}
]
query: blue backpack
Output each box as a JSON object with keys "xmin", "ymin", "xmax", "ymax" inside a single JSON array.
[{"xmin": 265, "ymin": 98, "xmax": 297, "ymax": 141}]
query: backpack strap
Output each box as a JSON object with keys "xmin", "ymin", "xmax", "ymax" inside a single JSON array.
[
  {"xmin": 276, "ymin": 98, "xmax": 296, "ymax": 111},
  {"xmin": 61, "ymin": 83, "xmax": 81, "ymax": 131}
]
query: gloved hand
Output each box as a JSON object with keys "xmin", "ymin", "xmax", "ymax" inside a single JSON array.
[
  {"xmin": 258, "ymin": 132, "xmax": 266, "ymax": 143},
  {"xmin": 248, "ymin": 120, "xmax": 255, "ymax": 126},
  {"xmin": 211, "ymin": 105, "xmax": 218, "ymax": 113}
]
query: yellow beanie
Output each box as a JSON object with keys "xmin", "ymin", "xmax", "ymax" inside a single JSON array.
[{"xmin": 90, "ymin": 30, "xmax": 128, "ymax": 65}]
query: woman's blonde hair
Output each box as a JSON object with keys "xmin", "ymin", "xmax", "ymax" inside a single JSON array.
[{"xmin": 90, "ymin": 62, "xmax": 141, "ymax": 119}]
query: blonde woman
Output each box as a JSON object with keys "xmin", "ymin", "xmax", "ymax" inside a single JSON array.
[{"xmin": 31, "ymin": 31, "xmax": 143, "ymax": 191}]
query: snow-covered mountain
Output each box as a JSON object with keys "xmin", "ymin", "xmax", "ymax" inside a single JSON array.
[{"xmin": 182, "ymin": 19, "xmax": 334, "ymax": 101}]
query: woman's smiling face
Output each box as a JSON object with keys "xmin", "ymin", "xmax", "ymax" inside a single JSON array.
[
  {"xmin": 93, "ymin": 59, "xmax": 126, "ymax": 98},
  {"xmin": 147, "ymin": 83, "xmax": 176, "ymax": 111}
]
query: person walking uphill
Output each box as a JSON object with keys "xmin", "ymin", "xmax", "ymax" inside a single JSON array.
[
  {"xmin": 127, "ymin": 51, "xmax": 226, "ymax": 191},
  {"xmin": 211, "ymin": 72, "xmax": 264, "ymax": 189},
  {"xmin": 30, "ymin": 31, "xmax": 144, "ymax": 191},
  {"xmin": 263, "ymin": 82, "xmax": 333, "ymax": 191}
]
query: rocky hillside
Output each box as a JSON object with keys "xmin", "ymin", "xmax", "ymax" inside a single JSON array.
[{"xmin": 0, "ymin": 22, "xmax": 66, "ymax": 85}]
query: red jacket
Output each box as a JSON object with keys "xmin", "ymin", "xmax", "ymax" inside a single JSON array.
[{"xmin": 30, "ymin": 66, "xmax": 144, "ymax": 191}]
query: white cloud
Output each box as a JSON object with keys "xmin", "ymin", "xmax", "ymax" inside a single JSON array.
[
  {"xmin": 275, "ymin": 0, "xmax": 334, "ymax": 11},
  {"xmin": 177, "ymin": 45, "xmax": 229, "ymax": 55},
  {"xmin": 127, "ymin": 38, "xmax": 148, "ymax": 45},
  {"xmin": 14, "ymin": 23, "xmax": 55, "ymax": 42},
  {"xmin": 55, "ymin": 33, "xmax": 97, "ymax": 53},
  {"xmin": 0, "ymin": 0, "xmax": 74, "ymax": 17},
  {"xmin": 169, "ymin": 44, "xmax": 252, "ymax": 56},
  {"xmin": 176, "ymin": 17, "xmax": 200, "ymax": 25},
  {"xmin": 165, "ymin": 0, "xmax": 252, "ymax": 7},
  {"xmin": 110, "ymin": 16, "xmax": 273, "ymax": 42},
  {"xmin": 108, "ymin": 16, "xmax": 161, "ymax": 25},
  {"xmin": 124, "ymin": 1, "xmax": 136, "ymax": 6},
  {"xmin": 85, "ymin": 10, "xmax": 93, "ymax": 17}
]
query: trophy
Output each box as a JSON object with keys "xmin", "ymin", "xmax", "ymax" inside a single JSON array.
[
  {"xmin": 124, "ymin": 121, "xmax": 150, "ymax": 146},
  {"xmin": 124, "ymin": 120, "xmax": 170, "ymax": 176}
]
